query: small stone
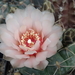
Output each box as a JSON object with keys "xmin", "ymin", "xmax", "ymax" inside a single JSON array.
[
  {"xmin": 59, "ymin": 7, "xmax": 64, "ymax": 12},
  {"xmin": 19, "ymin": 1, "xmax": 23, "ymax": 5},
  {"xmin": 32, "ymin": 73, "xmax": 35, "ymax": 75},
  {"xmin": 10, "ymin": 7, "xmax": 17, "ymax": 13},
  {"xmin": 0, "ymin": 15, "xmax": 3, "ymax": 19},
  {"xmin": 3, "ymin": 4, "xmax": 7, "ymax": 8},
  {"xmin": 14, "ymin": 72, "xmax": 21, "ymax": 75},
  {"xmin": 52, "ymin": 0, "xmax": 56, "ymax": 2}
]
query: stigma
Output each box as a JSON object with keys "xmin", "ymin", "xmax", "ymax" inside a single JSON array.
[{"xmin": 28, "ymin": 39, "xmax": 32, "ymax": 43}]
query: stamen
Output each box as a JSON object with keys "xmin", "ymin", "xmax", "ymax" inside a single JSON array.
[{"xmin": 20, "ymin": 29, "xmax": 40, "ymax": 48}]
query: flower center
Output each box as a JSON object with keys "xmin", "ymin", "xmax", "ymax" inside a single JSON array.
[{"xmin": 21, "ymin": 29, "xmax": 40, "ymax": 48}]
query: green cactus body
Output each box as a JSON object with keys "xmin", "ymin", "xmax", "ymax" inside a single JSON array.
[{"xmin": 62, "ymin": 28, "xmax": 75, "ymax": 47}]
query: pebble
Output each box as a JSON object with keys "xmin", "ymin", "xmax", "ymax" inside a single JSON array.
[{"xmin": 14, "ymin": 72, "xmax": 21, "ymax": 75}]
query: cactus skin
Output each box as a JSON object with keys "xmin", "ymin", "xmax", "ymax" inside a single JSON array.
[
  {"xmin": 62, "ymin": 28, "xmax": 75, "ymax": 47},
  {"xmin": 18, "ymin": 43, "xmax": 75, "ymax": 75}
]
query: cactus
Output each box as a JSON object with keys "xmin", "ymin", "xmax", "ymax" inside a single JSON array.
[
  {"xmin": 0, "ymin": 0, "xmax": 75, "ymax": 75},
  {"xmin": 62, "ymin": 28, "xmax": 75, "ymax": 47},
  {"xmin": 50, "ymin": 0, "xmax": 75, "ymax": 29}
]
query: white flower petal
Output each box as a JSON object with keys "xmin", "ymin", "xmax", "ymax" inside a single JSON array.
[
  {"xmin": 6, "ymin": 13, "xmax": 14, "ymax": 22},
  {"xmin": 5, "ymin": 49, "xmax": 22, "ymax": 58},
  {"xmin": 15, "ymin": 55, "xmax": 30, "ymax": 59},
  {"xmin": 20, "ymin": 25, "xmax": 26, "ymax": 33},
  {"xmin": 33, "ymin": 21, "xmax": 42, "ymax": 33},
  {"xmin": 42, "ymin": 20, "xmax": 52, "ymax": 36},
  {"xmin": 41, "ymin": 38, "xmax": 51, "ymax": 50},
  {"xmin": 41, "ymin": 11, "xmax": 55, "ymax": 25},
  {"xmin": 31, "ymin": 9, "xmax": 42, "ymax": 21},
  {"xmin": 34, "ymin": 60, "xmax": 48, "ymax": 70},
  {"xmin": 14, "ymin": 9, "xmax": 25, "ymax": 25},
  {"xmin": 19, "ymin": 45, "xmax": 28, "ymax": 51},
  {"xmin": 24, "ymin": 58, "xmax": 33, "ymax": 68},
  {"xmin": 10, "ymin": 59, "xmax": 25, "ymax": 68},
  {"xmin": 0, "ymin": 43, "xmax": 13, "ymax": 54},
  {"xmin": 36, "ymin": 51, "xmax": 47, "ymax": 62},
  {"xmin": 25, "ymin": 51, "xmax": 37, "ymax": 55},
  {"xmin": 1, "ymin": 31, "xmax": 17, "ymax": 47},
  {"xmin": 56, "ymin": 41, "xmax": 63, "ymax": 50},
  {"xmin": 49, "ymin": 33, "xmax": 59, "ymax": 47},
  {"xmin": 6, "ymin": 18, "xmax": 20, "ymax": 33},
  {"xmin": 50, "ymin": 25, "xmax": 63, "ymax": 38},
  {"xmin": 12, "ymin": 43, "xmax": 20, "ymax": 51},
  {"xmin": 22, "ymin": 17, "xmax": 33, "ymax": 29},
  {"xmin": 23, "ymin": 5, "xmax": 35, "ymax": 17},
  {"xmin": 14, "ymin": 29, "xmax": 20, "ymax": 42},
  {"xmin": 47, "ymin": 46, "xmax": 57, "ymax": 58},
  {"xmin": 30, "ymin": 40, "xmax": 40, "ymax": 51}
]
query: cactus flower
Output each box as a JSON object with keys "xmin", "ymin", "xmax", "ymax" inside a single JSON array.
[{"xmin": 0, "ymin": 5, "xmax": 62, "ymax": 70}]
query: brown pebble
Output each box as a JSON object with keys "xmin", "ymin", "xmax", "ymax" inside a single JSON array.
[{"xmin": 14, "ymin": 72, "xmax": 21, "ymax": 75}]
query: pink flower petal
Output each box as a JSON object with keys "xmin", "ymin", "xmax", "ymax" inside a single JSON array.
[
  {"xmin": 0, "ymin": 24, "xmax": 6, "ymax": 30},
  {"xmin": 15, "ymin": 55, "xmax": 30, "ymax": 59},
  {"xmin": 5, "ymin": 49, "xmax": 22, "ymax": 58},
  {"xmin": 24, "ymin": 58, "xmax": 33, "ymax": 68},
  {"xmin": 41, "ymin": 38, "xmax": 51, "ymax": 50},
  {"xmin": 14, "ymin": 9, "xmax": 24, "ymax": 25},
  {"xmin": 42, "ymin": 20, "xmax": 52, "ymax": 36},
  {"xmin": 30, "ymin": 40, "xmax": 40, "ymax": 51},
  {"xmin": 12, "ymin": 43, "xmax": 20, "ymax": 51},
  {"xmin": 33, "ymin": 21, "xmax": 42, "ymax": 33},
  {"xmin": 20, "ymin": 25, "xmax": 26, "ymax": 33},
  {"xmin": 41, "ymin": 11, "xmax": 55, "ymax": 25},
  {"xmin": 14, "ymin": 29, "xmax": 20, "ymax": 42},
  {"xmin": 6, "ymin": 14, "xmax": 14, "ymax": 22},
  {"xmin": 24, "ymin": 56, "xmax": 39, "ymax": 68},
  {"xmin": 6, "ymin": 18, "xmax": 20, "ymax": 33},
  {"xmin": 50, "ymin": 25, "xmax": 63, "ymax": 38},
  {"xmin": 56, "ymin": 41, "xmax": 63, "ymax": 50},
  {"xmin": 49, "ymin": 33, "xmax": 59, "ymax": 47},
  {"xmin": 25, "ymin": 50, "xmax": 37, "ymax": 55},
  {"xmin": 1, "ymin": 31, "xmax": 17, "ymax": 47},
  {"xmin": 23, "ymin": 5, "xmax": 35, "ymax": 17},
  {"xmin": 10, "ymin": 59, "xmax": 25, "ymax": 68},
  {"xmin": 0, "ymin": 43, "xmax": 13, "ymax": 54},
  {"xmin": 31, "ymin": 9, "xmax": 42, "ymax": 21},
  {"xmin": 19, "ymin": 45, "xmax": 28, "ymax": 51},
  {"xmin": 36, "ymin": 51, "xmax": 47, "ymax": 62},
  {"xmin": 46, "ymin": 46, "xmax": 57, "ymax": 58},
  {"xmin": 31, "ymin": 56, "xmax": 39, "ymax": 67},
  {"xmin": 19, "ymin": 41, "xmax": 40, "ymax": 52},
  {"xmin": 22, "ymin": 17, "xmax": 33, "ymax": 29},
  {"xmin": 34, "ymin": 60, "xmax": 48, "ymax": 70},
  {"xmin": 0, "ymin": 24, "xmax": 8, "ymax": 37}
]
